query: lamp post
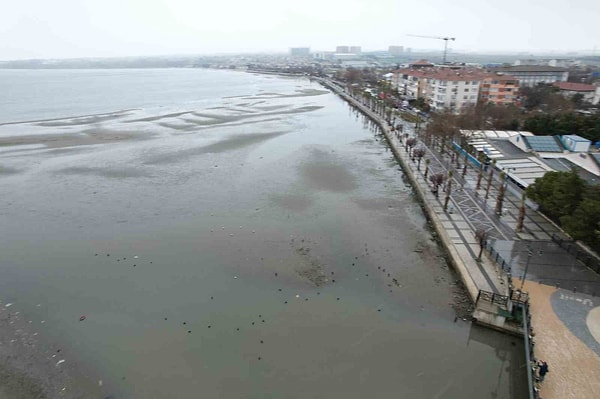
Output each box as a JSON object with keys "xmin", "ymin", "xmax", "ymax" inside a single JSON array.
[{"xmin": 520, "ymin": 246, "xmax": 542, "ymax": 292}]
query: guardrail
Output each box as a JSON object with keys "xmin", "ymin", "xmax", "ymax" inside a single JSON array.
[
  {"xmin": 476, "ymin": 289, "xmax": 510, "ymax": 308},
  {"xmin": 484, "ymin": 240, "xmax": 513, "ymax": 277},
  {"xmin": 522, "ymin": 303, "xmax": 540, "ymax": 399},
  {"xmin": 477, "ymin": 288, "xmax": 537, "ymax": 398},
  {"xmin": 551, "ymin": 233, "xmax": 600, "ymax": 274}
]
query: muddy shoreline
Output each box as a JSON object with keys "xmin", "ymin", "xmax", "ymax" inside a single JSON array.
[
  {"xmin": 0, "ymin": 70, "xmax": 525, "ymax": 398},
  {"xmin": 0, "ymin": 304, "xmax": 105, "ymax": 399}
]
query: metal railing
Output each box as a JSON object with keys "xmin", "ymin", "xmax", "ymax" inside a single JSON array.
[
  {"xmin": 484, "ymin": 240, "xmax": 513, "ymax": 277},
  {"xmin": 521, "ymin": 303, "xmax": 539, "ymax": 399},
  {"xmin": 476, "ymin": 289, "xmax": 510, "ymax": 308},
  {"xmin": 481, "ymin": 241, "xmax": 538, "ymax": 398},
  {"xmin": 551, "ymin": 233, "xmax": 600, "ymax": 274}
]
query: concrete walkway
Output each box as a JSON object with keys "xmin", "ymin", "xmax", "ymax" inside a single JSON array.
[
  {"xmin": 388, "ymin": 133, "xmax": 508, "ymax": 296},
  {"xmin": 520, "ymin": 279, "xmax": 600, "ymax": 399}
]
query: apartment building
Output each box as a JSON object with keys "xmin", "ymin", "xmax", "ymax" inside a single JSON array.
[
  {"xmin": 493, "ymin": 65, "xmax": 568, "ymax": 87},
  {"xmin": 393, "ymin": 67, "xmax": 484, "ymax": 112},
  {"xmin": 480, "ymin": 74, "xmax": 520, "ymax": 106}
]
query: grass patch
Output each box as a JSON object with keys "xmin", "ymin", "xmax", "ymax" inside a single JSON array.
[{"xmin": 398, "ymin": 111, "xmax": 424, "ymax": 124}]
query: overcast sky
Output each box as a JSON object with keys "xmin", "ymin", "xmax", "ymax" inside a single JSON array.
[{"xmin": 1, "ymin": 0, "xmax": 598, "ymax": 60}]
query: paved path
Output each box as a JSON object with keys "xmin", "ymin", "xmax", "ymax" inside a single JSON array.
[
  {"xmin": 520, "ymin": 280, "xmax": 600, "ymax": 399},
  {"xmin": 388, "ymin": 134, "xmax": 507, "ymax": 295}
]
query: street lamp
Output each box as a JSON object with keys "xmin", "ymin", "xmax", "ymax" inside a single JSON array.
[{"xmin": 520, "ymin": 246, "xmax": 542, "ymax": 291}]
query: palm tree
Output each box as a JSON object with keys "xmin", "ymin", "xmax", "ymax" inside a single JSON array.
[
  {"xmin": 455, "ymin": 146, "xmax": 461, "ymax": 168},
  {"xmin": 462, "ymin": 147, "xmax": 469, "ymax": 178},
  {"xmin": 406, "ymin": 138, "xmax": 417, "ymax": 156},
  {"xmin": 444, "ymin": 170, "xmax": 454, "ymax": 211},
  {"xmin": 414, "ymin": 147, "xmax": 426, "ymax": 170},
  {"xmin": 475, "ymin": 227, "xmax": 489, "ymax": 261},
  {"xmin": 475, "ymin": 154, "xmax": 485, "ymax": 191},
  {"xmin": 485, "ymin": 160, "xmax": 497, "ymax": 200},
  {"xmin": 429, "ymin": 172, "xmax": 445, "ymax": 198},
  {"xmin": 517, "ymin": 193, "xmax": 527, "ymax": 232},
  {"xmin": 494, "ymin": 172, "xmax": 507, "ymax": 215}
]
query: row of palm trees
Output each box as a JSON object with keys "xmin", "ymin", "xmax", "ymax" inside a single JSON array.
[
  {"xmin": 345, "ymin": 79, "xmax": 529, "ymax": 235},
  {"xmin": 455, "ymin": 144, "xmax": 527, "ymax": 233},
  {"xmin": 403, "ymin": 132, "xmax": 528, "ymax": 235}
]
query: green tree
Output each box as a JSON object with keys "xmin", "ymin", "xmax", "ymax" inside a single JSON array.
[
  {"xmin": 526, "ymin": 171, "xmax": 586, "ymax": 222},
  {"xmin": 412, "ymin": 97, "xmax": 431, "ymax": 112},
  {"xmin": 520, "ymin": 83, "xmax": 562, "ymax": 111},
  {"xmin": 522, "ymin": 113, "xmax": 600, "ymax": 142},
  {"xmin": 425, "ymin": 110, "xmax": 458, "ymax": 153},
  {"xmin": 561, "ymin": 199, "xmax": 600, "ymax": 250},
  {"xmin": 571, "ymin": 93, "xmax": 585, "ymax": 107}
]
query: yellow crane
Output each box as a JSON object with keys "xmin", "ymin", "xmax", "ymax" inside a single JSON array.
[{"xmin": 407, "ymin": 34, "xmax": 456, "ymax": 64}]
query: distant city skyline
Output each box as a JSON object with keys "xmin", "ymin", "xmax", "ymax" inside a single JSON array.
[{"xmin": 1, "ymin": 0, "xmax": 599, "ymax": 61}]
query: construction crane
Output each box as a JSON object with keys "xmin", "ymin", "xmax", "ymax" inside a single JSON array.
[{"xmin": 407, "ymin": 34, "xmax": 456, "ymax": 64}]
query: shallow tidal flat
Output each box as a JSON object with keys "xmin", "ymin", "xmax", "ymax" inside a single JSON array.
[{"xmin": 0, "ymin": 69, "xmax": 526, "ymax": 398}]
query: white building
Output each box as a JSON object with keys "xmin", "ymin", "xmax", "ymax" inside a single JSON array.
[
  {"xmin": 562, "ymin": 135, "xmax": 591, "ymax": 152},
  {"xmin": 393, "ymin": 67, "xmax": 485, "ymax": 112},
  {"xmin": 494, "ymin": 65, "xmax": 568, "ymax": 87}
]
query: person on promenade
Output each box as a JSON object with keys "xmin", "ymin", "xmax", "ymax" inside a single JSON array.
[{"xmin": 538, "ymin": 360, "xmax": 549, "ymax": 381}]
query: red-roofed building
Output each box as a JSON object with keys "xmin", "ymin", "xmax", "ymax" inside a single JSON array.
[
  {"xmin": 480, "ymin": 74, "xmax": 520, "ymax": 106},
  {"xmin": 392, "ymin": 67, "xmax": 521, "ymax": 112},
  {"xmin": 553, "ymin": 82, "xmax": 600, "ymax": 104}
]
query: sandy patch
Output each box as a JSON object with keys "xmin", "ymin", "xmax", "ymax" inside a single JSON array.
[
  {"xmin": 56, "ymin": 166, "xmax": 151, "ymax": 179},
  {"xmin": 144, "ymin": 131, "xmax": 289, "ymax": 165},
  {"xmin": 0, "ymin": 128, "xmax": 154, "ymax": 149}
]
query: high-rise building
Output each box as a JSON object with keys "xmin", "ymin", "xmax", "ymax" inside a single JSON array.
[
  {"xmin": 289, "ymin": 47, "xmax": 310, "ymax": 57},
  {"xmin": 336, "ymin": 46, "xmax": 350, "ymax": 54},
  {"xmin": 388, "ymin": 46, "xmax": 404, "ymax": 56},
  {"xmin": 349, "ymin": 46, "xmax": 361, "ymax": 54}
]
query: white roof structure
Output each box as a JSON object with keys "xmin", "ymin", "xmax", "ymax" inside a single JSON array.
[
  {"xmin": 460, "ymin": 130, "xmax": 534, "ymax": 140},
  {"xmin": 495, "ymin": 158, "xmax": 554, "ymax": 187}
]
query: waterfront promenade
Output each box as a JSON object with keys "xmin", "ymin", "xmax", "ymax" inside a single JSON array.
[
  {"xmin": 319, "ymin": 78, "xmax": 600, "ymax": 399},
  {"xmin": 320, "ymin": 79, "xmax": 508, "ymax": 302}
]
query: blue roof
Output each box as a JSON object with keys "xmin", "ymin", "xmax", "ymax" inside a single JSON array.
[{"xmin": 524, "ymin": 136, "xmax": 564, "ymax": 152}]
